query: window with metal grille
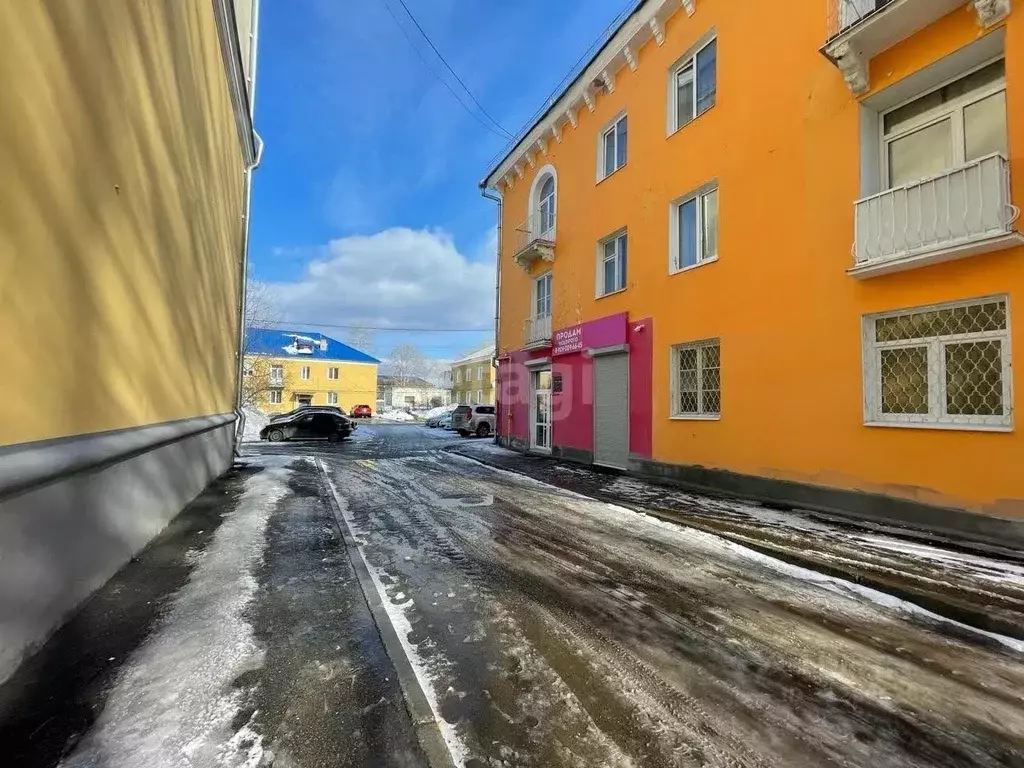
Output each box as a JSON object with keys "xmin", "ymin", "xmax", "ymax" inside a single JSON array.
[
  {"xmin": 671, "ymin": 340, "xmax": 721, "ymax": 418},
  {"xmin": 863, "ymin": 297, "xmax": 1011, "ymax": 428}
]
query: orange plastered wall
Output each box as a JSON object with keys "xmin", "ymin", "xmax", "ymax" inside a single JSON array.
[{"xmin": 496, "ymin": 0, "xmax": 1024, "ymax": 515}]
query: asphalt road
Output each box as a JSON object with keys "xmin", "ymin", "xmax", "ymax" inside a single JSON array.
[
  {"xmin": 5, "ymin": 425, "xmax": 1022, "ymax": 768},
  {"xmin": 251, "ymin": 425, "xmax": 1024, "ymax": 767}
]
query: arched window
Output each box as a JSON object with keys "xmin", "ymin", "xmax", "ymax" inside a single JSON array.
[{"xmin": 538, "ymin": 175, "xmax": 555, "ymax": 236}]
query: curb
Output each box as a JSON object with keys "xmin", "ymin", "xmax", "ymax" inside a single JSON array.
[
  {"xmin": 315, "ymin": 458, "xmax": 456, "ymax": 768},
  {"xmin": 446, "ymin": 447, "xmax": 1024, "ymax": 644}
]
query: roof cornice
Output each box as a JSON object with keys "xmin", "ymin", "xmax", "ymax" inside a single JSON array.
[{"xmin": 481, "ymin": 0, "xmax": 692, "ymax": 191}]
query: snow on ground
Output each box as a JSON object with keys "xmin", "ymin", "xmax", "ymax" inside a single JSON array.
[
  {"xmin": 240, "ymin": 406, "xmax": 267, "ymax": 442},
  {"xmin": 424, "ymin": 404, "xmax": 457, "ymax": 419},
  {"xmin": 63, "ymin": 461, "xmax": 292, "ymax": 768},
  {"xmin": 377, "ymin": 409, "xmax": 416, "ymax": 422}
]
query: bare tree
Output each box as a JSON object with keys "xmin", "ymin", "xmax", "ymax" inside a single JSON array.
[
  {"xmin": 387, "ymin": 343, "xmax": 427, "ymax": 386},
  {"xmin": 241, "ymin": 278, "xmax": 287, "ymax": 408},
  {"xmin": 343, "ymin": 325, "xmax": 377, "ymax": 356}
]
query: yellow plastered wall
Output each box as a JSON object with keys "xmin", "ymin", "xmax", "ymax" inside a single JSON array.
[
  {"xmin": 0, "ymin": 0, "xmax": 246, "ymax": 446},
  {"xmin": 451, "ymin": 360, "xmax": 495, "ymax": 404},
  {"xmin": 496, "ymin": 1, "xmax": 1024, "ymax": 516},
  {"xmin": 254, "ymin": 358, "xmax": 378, "ymax": 415}
]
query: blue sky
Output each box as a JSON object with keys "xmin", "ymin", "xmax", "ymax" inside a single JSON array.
[{"xmin": 248, "ymin": 0, "xmax": 632, "ymax": 362}]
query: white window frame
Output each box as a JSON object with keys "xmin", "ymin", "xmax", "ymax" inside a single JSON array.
[
  {"xmin": 670, "ymin": 339, "xmax": 721, "ymax": 419},
  {"xmin": 327, "ymin": 367, "xmax": 339, "ymax": 380},
  {"xmin": 477, "ymin": 366, "xmax": 484, "ymax": 381},
  {"xmin": 669, "ymin": 181, "xmax": 719, "ymax": 274},
  {"xmin": 456, "ymin": 370, "xmax": 462, "ymax": 384},
  {"xmin": 668, "ymin": 33, "xmax": 718, "ymax": 135},
  {"xmin": 533, "ymin": 272, "xmax": 552, "ymax": 318},
  {"xmin": 862, "ymin": 296, "xmax": 1012, "ymax": 430},
  {"xmin": 300, "ymin": 365, "xmax": 311, "ymax": 380},
  {"xmin": 327, "ymin": 392, "xmax": 339, "ymax": 405},
  {"xmin": 596, "ymin": 230, "xmax": 628, "ymax": 297},
  {"xmin": 879, "ymin": 57, "xmax": 1006, "ymax": 189},
  {"xmin": 597, "ymin": 112, "xmax": 628, "ymax": 181},
  {"xmin": 269, "ymin": 389, "xmax": 283, "ymax": 404},
  {"xmin": 477, "ymin": 390, "xmax": 484, "ymax": 404}
]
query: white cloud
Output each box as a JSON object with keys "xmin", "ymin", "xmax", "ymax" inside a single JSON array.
[{"xmin": 268, "ymin": 228, "xmax": 495, "ymax": 333}]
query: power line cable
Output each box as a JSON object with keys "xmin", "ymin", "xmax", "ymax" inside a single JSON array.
[
  {"xmin": 391, "ymin": 0, "xmax": 513, "ymax": 139},
  {"xmin": 379, "ymin": 0, "xmax": 513, "ymax": 141}
]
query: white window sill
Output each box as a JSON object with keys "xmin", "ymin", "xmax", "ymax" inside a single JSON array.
[
  {"xmin": 670, "ymin": 255, "xmax": 719, "ymax": 276},
  {"xmin": 596, "ymin": 165, "xmax": 626, "ymax": 185},
  {"xmin": 596, "ymin": 287, "xmax": 628, "ymax": 300},
  {"xmin": 670, "ymin": 414, "xmax": 721, "ymax": 421},
  {"xmin": 864, "ymin": 420, "xmax": 1013, "ymax": 433}
]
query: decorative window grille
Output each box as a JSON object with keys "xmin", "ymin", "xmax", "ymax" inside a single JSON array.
[
  {"xmin": 671, "ymin": 340, "xmax": 721, "ymax": 417},
  {"xmin": 863, "ymin": 297, "xmax": 1011, "ymax": 428}
]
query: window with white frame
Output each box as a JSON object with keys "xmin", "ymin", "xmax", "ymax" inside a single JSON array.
[
  {"xmin": 671, "ymin": 37, "xmax": 717, "ymax": 133},
  {"xmin": 477, "ymin": 366, "xmax": 485, "ymax": 381},
  {"xmin": 863, "ymin": 297, "xmax": 1011, "ymax": 428},
  {"xmin": 534, "ymin": 273, "xmax": 552, "ymax": 319},
  {"xmin": 538, "ymin": 175, "xmax": 556, "ymax": 237},
  {"xmin": 600, "ymin": 114, "xmax": 628, "ymax": 179},
  {"xmin": 598, "ymin": 231, "xmax": 627, "ymax": 296},
  {"xmin": 456, "ymin": 370, "xmax": 462, "ymax": 384},
  {"xmin": 671, "ymin": 340, "xmax": 721, "ymax": 417},
  {"xmin": 327, "ymin": 367, "xmax": 339, "ymax": 380},
  {"xmin": 327, "ymin": 392, "xmax": 339, "ymax": 405},
  {"xmin": 270, "ymin": 365, "xmax": 284, "ymax": 383},
  {"xmin": 671, "ymin": 183, "xmax": 719, "ymax": 272},
  {"xmin": 477, "ymin": 390, "xmax": 483, "ymax": 404},
  {"xmin": 300, "ymin": 365, "xmax": 311, "ymax": 380},
  {"xmin": 882, "ymin": 59, "xmax": 1006, "ymax": 188},
  {"xmin": 269, "ymin": 389, "xmax": 283, "ymax": 404}
]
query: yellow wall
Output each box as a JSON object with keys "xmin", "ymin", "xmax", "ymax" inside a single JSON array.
[
  {"xmin": 0, "ymin": 1, "xmax": 246, "ymax": 446},
  {"xmin": 451, "ymin": 359, "xmax": 495, "ymax": 404},
  {"xmin": 497, "ymin": 2, "xmax": 1024, "ymax": 516},
  {"xmin": 252, "ymin": 357, "xmax": 378, "ymax": 415}
]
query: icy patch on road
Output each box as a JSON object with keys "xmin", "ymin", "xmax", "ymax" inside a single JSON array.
[
  {"xmin": 62, "ymin": 464, "xmax": 290, "ymax": 768},
  {"xmin": 854, "ymin": 535, "xmax": 1024, "ymax": 585}
]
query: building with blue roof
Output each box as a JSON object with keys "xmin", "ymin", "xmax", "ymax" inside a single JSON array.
[{"xmin": 243, "ymin": 328, "xmax": 380, "ymax": 414}]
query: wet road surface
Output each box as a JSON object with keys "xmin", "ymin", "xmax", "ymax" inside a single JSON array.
[{"xmin": 254, "ymin": 424, "xmax": 1024, "ymax": 767}]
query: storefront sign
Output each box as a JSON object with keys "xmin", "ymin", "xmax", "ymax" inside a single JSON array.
[{"xmin": 552, "ymin": 324, "xmax": 583, "ymax": 356}]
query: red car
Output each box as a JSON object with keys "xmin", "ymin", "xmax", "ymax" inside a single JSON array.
[{"xmin": 350, "ymin": 404, "xmax": 372, "ymax": 419}]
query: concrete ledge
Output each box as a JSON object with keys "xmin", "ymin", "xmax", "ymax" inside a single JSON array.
[
  {"xmin": 0, "ymin": 413, "xmax": 236, "ymax": 502},
  {"xmin": 552, "ymin": 445, "xmax": 594, "ymax": 464},
  {"xmin": 629, "ymin": 456, "xmax": 1024, "ymax": 550},
  {"xmin": 0, "ymin": 418, "xmax": 235, "ymax": 685}
]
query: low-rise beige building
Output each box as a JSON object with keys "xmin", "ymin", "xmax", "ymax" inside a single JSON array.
[{"xmin": 449, "ymin": 344, "xmax": 496, "ymax": 405}]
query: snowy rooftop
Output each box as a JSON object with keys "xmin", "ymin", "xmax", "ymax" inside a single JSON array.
[
  {"xmin": 452, "ymin": 342, "xmax": 495, "ymax": 365},
  {"xmin": 246, "ymin": 328, "xmax": 379, "ymax": 363}
]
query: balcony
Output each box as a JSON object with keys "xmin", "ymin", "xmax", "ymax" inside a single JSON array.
[
  {"xmin": 269, "ymin": 373, "xmax": 285, "ymax": 387},
  {"xmin": 823, "ymin": 0, "xmax": 1009, "ymax": 94},
  {"xmin": 512, "ymin": 211, "xmax": 555, "ymax": 270},
  {"xmin": 524, "ymin": 314, "xmax": 553, "ymax": 349},
  {"xmin": 850, "ymin": 153, "xmax": 1023, "ymax": 278}
]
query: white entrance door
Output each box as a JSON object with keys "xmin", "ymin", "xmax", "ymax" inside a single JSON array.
[{"xmin": 530, "ymin": 369, "xmax": 552, "ymax": 451}]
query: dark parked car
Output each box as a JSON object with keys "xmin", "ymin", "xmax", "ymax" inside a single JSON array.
[
  {"xmin": 269, "ymin": 405, "xmax": 347, "ymax": 423},
  {"xmin": 260, "ymin": 411, "xmax": 353, "ymax": 442},
  {"xmin": 350, "ymin": 404, "xmax": 373, "ymax": 419}
]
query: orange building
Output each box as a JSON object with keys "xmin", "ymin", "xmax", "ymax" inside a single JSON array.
[{"xmin": 481, "ymin": 0, "xmax": 1024, "ymax": 530}]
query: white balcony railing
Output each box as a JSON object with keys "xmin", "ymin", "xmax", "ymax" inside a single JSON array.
[
  {"xmin": 524, "ymin": 314, "xmax": 552, "ymax": 348},
  {"xmin": 823, "ymin": 0, "xmax": 978, "ymax": 94},
  {"xmin": 269, "ymin": 372, "xmax": 285, "ymax": 387},
  {"xmin": 851, "ymin": 153, "xmax": 1022, "ymax": 278},
  {"xmin": 512, "ymin": 211, "xmax": 556, "ymax": 269}
]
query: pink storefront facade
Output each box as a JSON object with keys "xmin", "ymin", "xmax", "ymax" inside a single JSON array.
[{"xmin": 496, "ymin": 312, "xmax": 654, "ymax": 469}]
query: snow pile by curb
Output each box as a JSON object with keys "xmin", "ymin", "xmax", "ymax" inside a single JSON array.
[
  {"xmin": 377, "ymin": 409, "xmax": 416, "ymax": 422},
  {"xmin": 241, "ymin": 407, "xmax": 268, "ymax": 441},
  {"xmin": 424, "ymin": 404, "xmax": 457, "ymax": 419}
]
